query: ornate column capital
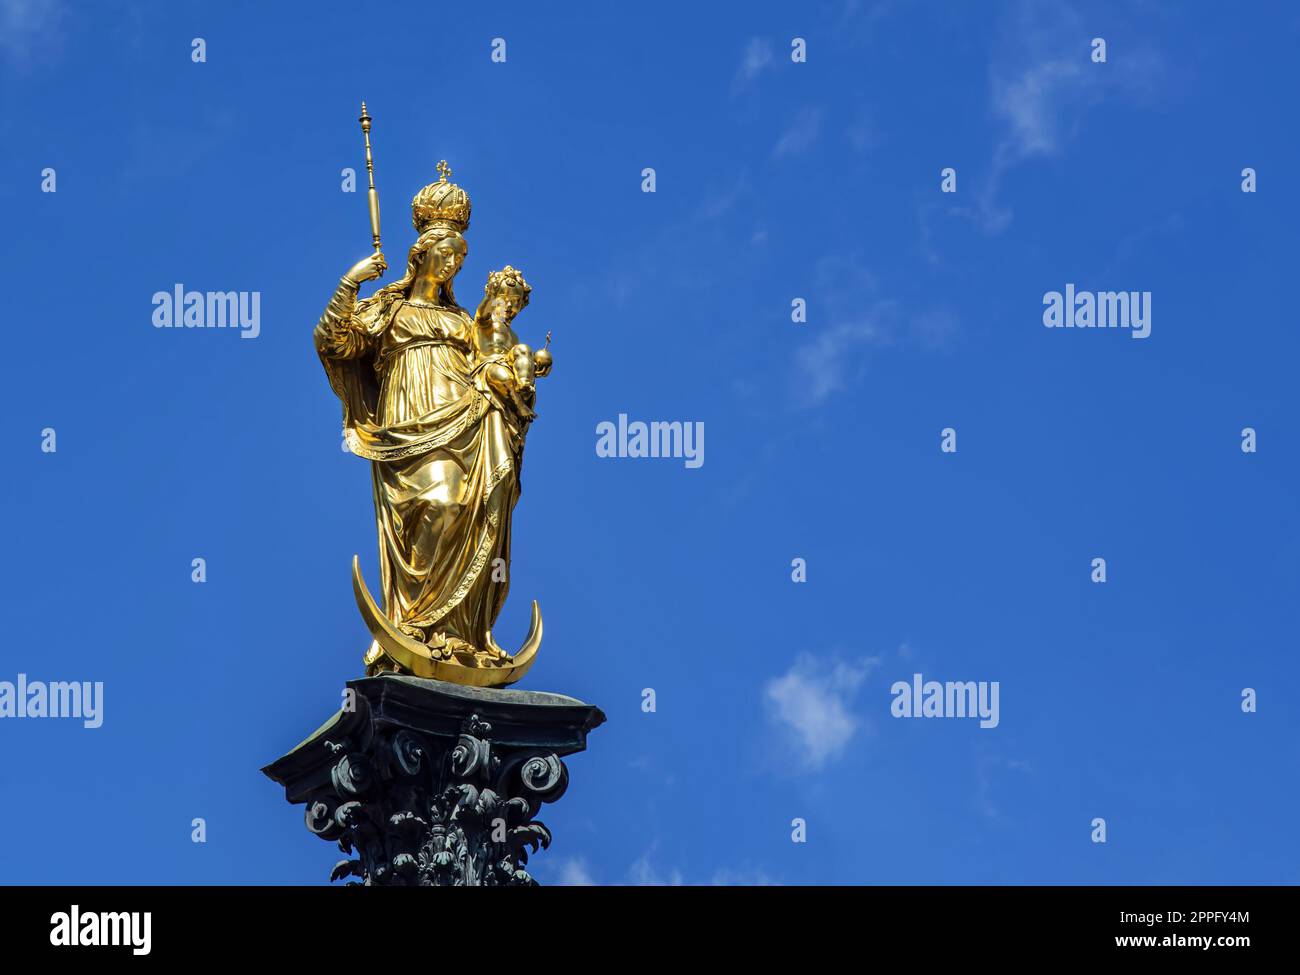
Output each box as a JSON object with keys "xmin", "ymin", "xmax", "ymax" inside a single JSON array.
[{"xmin": 263, "ymin": 675, "xmax": 605, "ymax": 886}]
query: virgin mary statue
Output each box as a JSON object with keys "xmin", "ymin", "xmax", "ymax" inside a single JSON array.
[{"xmin": 313, "ymin": 163, "xmax": 542, "ymax": 686}]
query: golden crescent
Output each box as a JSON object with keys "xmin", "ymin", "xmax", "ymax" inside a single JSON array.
[{"xmin": 351, "ymin": 555, "xmax": 541, "ymax": 687}]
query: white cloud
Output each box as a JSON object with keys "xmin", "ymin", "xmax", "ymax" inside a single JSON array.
[
  {"xmin": 911, "ymin": 308, "xmax": 959, "ymax": 352},
  {"xmin": 552, "ymin": 857, "xmax": 597, "ymax": 886},
  {"xmin": 789, "ymin": 255, "xmax": 957, "ymax": 407},
  {"xmin": 992, "ymin": 55, "xmax": 1085, "ymax": 160},
  {"xmin": 732, "ymin": 37, "xmax": 775, "ymax": 94},
  {"xmin": 711, "ymin": 866, "xmax": 777, "ymax": 886},
  {"xmin": 1, "ymin": 0, "xmax": 63, "ymax": 69},
  {"xmin": 845, "ymin": 110, "xmax": 883, "ymax": 154},
  {"xmin": 791, "ymin": 255, "xmax": 890, "ymax": 406},
  {"xmin": 793, "ymin": 317, "xmax": 886, "ymax": 406},
  {"xmin": 975, "ymin": 747, "xmax": 1033, "ymax": 821},
  {"xmin": 764, "ymin": 653, "xmax": 880, "ymax": 769},
  {"xmin": 621, "ymin": 852, "xmax": 778, "ymax": 886},
  {"xmin": 773, "ymin": 108, "xmax": 824, "ymax": 158},
  {"xmin": 957, "ymin": 0, "xmax": 1168, "ymax": 234},
  {"xmin": 699, "ymin": 170, "xmax": 751, "ymax": 220},
  {"xmin": 785, "ymin": 256, "xmax": 961, "ymax": 408},
  {"xmin": 629, "ymin": 853, "xmax": 684, "ymax": 886}
]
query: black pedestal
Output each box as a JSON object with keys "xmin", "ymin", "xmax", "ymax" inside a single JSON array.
[{"xmin": 263, "ymin": 674, "xmax": 605, "ymax": 886}]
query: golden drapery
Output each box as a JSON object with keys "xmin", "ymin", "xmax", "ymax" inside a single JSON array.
[{"xmin": 315, "ymin": 286, "xmax": 527, "ymax": 662}]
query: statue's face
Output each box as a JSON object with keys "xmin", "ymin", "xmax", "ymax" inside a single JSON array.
[
  {"xmin": 492, "ymin": 288, "xmax": 525, "ymax": 321},
  {"xmin": 425, "ymin": 236, "xmax": 467, "ymax": 283}
]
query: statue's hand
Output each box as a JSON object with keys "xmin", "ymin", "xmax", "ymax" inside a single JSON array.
[{"xmin": 344, "ymin": 252, "xmax": 387, "ymax": 284}]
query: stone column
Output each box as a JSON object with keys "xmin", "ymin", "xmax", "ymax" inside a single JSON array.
[{"xmin": 263, "ymin": 674, "xmax": 605, "ymax": 886}]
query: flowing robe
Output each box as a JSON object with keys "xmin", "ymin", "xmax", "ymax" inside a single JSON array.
[{"xmin": 314, "ymin": 282, "xmax": 526, "ymax": 659}]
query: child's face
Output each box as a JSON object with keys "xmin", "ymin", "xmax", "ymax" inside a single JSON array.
[{"xmin": 489, "ymin": 288, "xmax": 524, "ymax": 322}]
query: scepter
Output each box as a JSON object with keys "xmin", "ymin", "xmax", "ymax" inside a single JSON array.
[{"xmin": 358, "ymin": 101, "xmax": 381, "ymax": 253}]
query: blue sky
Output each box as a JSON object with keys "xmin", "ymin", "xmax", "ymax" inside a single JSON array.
[{"xmin": 2, "ymin": 0, "xmax": 1297, "ymax": 885}]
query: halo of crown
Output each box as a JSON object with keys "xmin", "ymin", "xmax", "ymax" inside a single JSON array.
[{"xmin": 411, "ymin": 160, "xmax": 471, "ymax": 234}]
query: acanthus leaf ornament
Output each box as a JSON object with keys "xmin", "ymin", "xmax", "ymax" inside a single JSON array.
[{"xmin": 263, "ymin": 675, "xmax": 606, "ymax": 886}]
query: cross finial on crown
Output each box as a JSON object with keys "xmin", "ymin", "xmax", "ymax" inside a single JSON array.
[{"xmin": 437, "ymin": 160, "xmax": 452, "ymax": 182}]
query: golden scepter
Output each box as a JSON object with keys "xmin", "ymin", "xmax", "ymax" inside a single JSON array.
[{"xmin": 358, "ymin": 101, "xmax": 381, "ymax": 254}]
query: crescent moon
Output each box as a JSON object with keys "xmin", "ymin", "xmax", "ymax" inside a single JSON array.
[
  {"xmin": 351, "ymin": 555, "xmax": 541, "ymax": 687},
  {"xmin": 485, "ymin": 598, "xmax": 543, "ymax": 666}
]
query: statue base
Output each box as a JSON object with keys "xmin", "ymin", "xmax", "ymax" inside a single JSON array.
[{"xmin": 262, "ymin": 674, "xmax": 605, "ymax": 886}]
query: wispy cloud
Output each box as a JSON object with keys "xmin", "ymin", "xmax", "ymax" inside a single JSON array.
[
  {"xmin": 552, "ymin": 857, "xmax": 597, "ymax": 886},
  {"xmin": 629, "ymin": 852, "xmax": 685, "ymax": 886},
  {"xmin": 836, "ymin": 0, "xmax": 899, "ymax": 37},
  {"xmin": 595, "ymin": 852, "xmax": 780, "ymax": 886},
  {"xmin": 957, "ymin": 0, "xmax": 1168, "ymax": 234},
  {"xmin": 992, "ymin": 56, "xmax": 1086, "ymax": 159},
  {"xmin": 700, "ymin": 170, "xmax": 751, "ymax": 220},
  {"xmin": 793, "ymin": 317, "xmax": 888, "ymax": 406},
  {"xmin": 911, "ymin": 308, "xmax": 959, "ymax": 352},
  {"xmin": 791, "ymin": 255, "xmax": 958, "ymax": 407},
  {"xmin": 773, "ymin": 108, "xmax": 824, "ymax": 158},
  {"xmin": 792, "ymin": 255, "xmax": 890, "ymax": 406},
  {"xmin": 711, "ymin": 866, "xmax": 777, "ymax": 886},
  {"xmin": 732, "ymin": 37, "xmax": 775, "ymax": 94},
  {"xmin": 626, "ymin": 845, "xmax": 778, "ymax": 886},
  {"xmin": 975, "ymin": 747, "xmax": 1034, "ymax": 821},
  {"xmin": 1, "ymin": 0, "xmax": 64, "ymax": 69},
  {"xmin": 764, "ymin": 653, "xmax": 880, "ymax": 769},
  {"xmin": 845, "ymin": 109, "xmax": 883, "ymax": 154}
]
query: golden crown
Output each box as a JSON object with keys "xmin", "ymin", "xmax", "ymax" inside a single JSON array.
[{"xmin": 411, "ymin": 160, "xmax": 471, "ymax": 234}]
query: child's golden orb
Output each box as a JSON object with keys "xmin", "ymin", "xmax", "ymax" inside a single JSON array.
[{"xmin": 534, "ymin": 331, "xmax": 553, "ymax": 375}]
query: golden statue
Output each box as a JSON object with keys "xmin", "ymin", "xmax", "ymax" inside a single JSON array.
[{"xmin": 314, "ymin": 112, "xmax": 550, "ymax": 687}]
